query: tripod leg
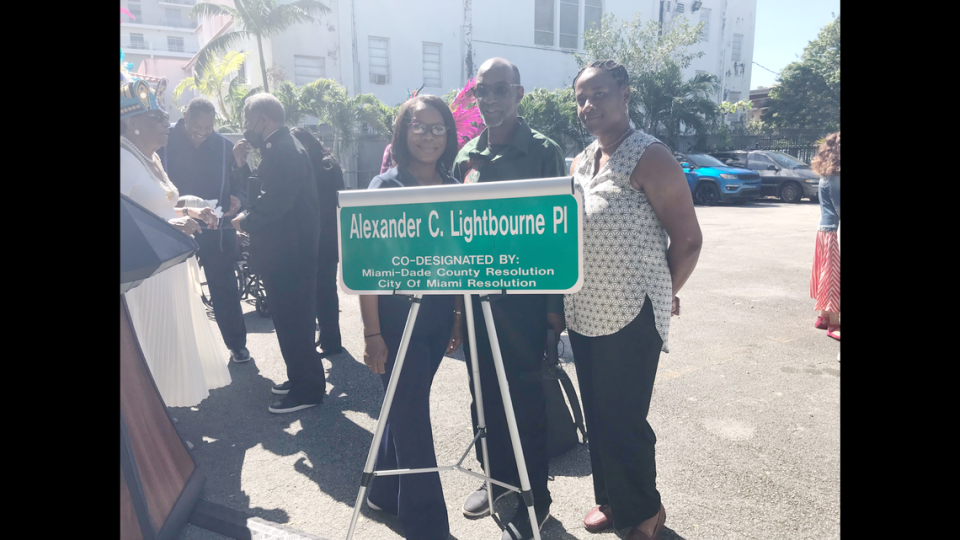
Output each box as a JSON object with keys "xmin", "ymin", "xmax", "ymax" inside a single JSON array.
[
  {"xmin": 345, "ymin": 294, "xmax": 423, "ymax": 540},
  {"xmin": 479, "ymin": 298, "xmax": 542, "ymax": 540},
  {"xmin": 463, "ymin": 295, "xmax": 494, "ymax": 514}
]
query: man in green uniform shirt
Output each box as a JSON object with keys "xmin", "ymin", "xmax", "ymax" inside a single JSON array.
[{"xmin": 453, "ymin": 57, "xmax": 566, "ymax": 540}]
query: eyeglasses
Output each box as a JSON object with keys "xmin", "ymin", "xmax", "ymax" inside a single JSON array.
[
  {"xmin": 470, "ymin": 83, "xmax": 521, "ymax": 100},
  {"xmin": 146, "ymin": 111, "xmax": 169, "ymax": 124},
  {"xmin": 410, "ymin": 123, "xmax": 447, "ymax": 136}
]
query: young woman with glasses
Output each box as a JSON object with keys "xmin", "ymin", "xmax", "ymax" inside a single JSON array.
[{"xmin": 358, "ymin": 95, "xmax": 465, "ymax": 540}]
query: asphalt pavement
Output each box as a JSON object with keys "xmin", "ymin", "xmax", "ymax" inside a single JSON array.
[{"xmin": 177, "ymin": 198, "xmax": 840, "ymax": 540}]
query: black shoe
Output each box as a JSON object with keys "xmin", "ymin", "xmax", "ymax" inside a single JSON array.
[
  {"xmin": 500, "ymin": 505, "xmax": 550, "ymax": 540},
  {"xmin": 268, "ymin": 394, "xmax": 321, "ymax": 414},
  {"xmin": 462, "ymin": 482, "xmax": 512, "ymax": 519},
  {"xmin": 271, "ymin": 381, "xmax": 292, "ymax": 395},
  {"xmin": 317, "ymin": 346, "xmax": 344, "ymax": 359},
  {"xmin": 230, "ymin": 347, "xmax": 252, "ymax": 363}
]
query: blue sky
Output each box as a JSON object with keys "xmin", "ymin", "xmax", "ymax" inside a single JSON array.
[{"xmin": 751, "ymin": 0, "xmax": 840, "ymax": 89}]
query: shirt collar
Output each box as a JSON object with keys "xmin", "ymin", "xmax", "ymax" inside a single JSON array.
[
  {"xmin": 469, "ymin": 117, "xmax": 533, "ymax": 159},
  {"xmin": 264, "ymin": 127, "xmax": 283, "ymax": 143}
]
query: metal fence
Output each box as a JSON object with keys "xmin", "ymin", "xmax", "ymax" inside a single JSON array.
[{"xmin": 676, "ymin": 130, "xmax": 824, "ymax": 163}]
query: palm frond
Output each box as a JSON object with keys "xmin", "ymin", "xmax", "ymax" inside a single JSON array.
[
  {"xmin": 192, "ymin": 30, "xmax": 249, "ymax": 84},
  {"xmin": 264, "ymin": 4, "xmax": 321, "ymax": 34},
  {"xmin": 189, "ymin": 2, "xmax": 238, "ymax": 22},
  {"xmin": 172, "ymin": 78, "xmax": 197, "ymax": 110}
]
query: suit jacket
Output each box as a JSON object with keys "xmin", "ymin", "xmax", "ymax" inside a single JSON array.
[
  {"xmin": 309, "ymin": 153, "xmax": 344, "ymax": 264},
  {"xmin": 233, "ymin": 127, "xmax": 321, "ymax": 275}
]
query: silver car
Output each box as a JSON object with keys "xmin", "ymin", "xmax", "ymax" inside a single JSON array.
[{"xmin": 710, "ymin": 150, "xmax": 820, "ymax": 203}]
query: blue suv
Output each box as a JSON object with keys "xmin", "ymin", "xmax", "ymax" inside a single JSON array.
[{"xmin": 675, "ymin": 153, "xmax": 763, "ymax": 206}]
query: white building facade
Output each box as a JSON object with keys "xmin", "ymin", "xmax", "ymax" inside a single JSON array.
[
  {"xmin": 331, "ymin": 0, "xmax": 755, "ymax": 109},
  {"xmin": 125, "ymin": 1, "xmax": 755, "ymax": 115},
  {"xmin": 121, "ymin": 0, "xmax": 202, "ymax": 121}
]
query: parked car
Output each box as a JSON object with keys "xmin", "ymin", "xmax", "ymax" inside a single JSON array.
[
  {"xmin": 709, "ymin": 150, "xmax": 820, "ymax": 203},
  {"xmin": 674, "ymin": 152, "xmax": 762, "ymax": 206}
]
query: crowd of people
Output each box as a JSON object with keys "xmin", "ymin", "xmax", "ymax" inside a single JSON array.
[{"xmin": 120, "ymin": 52, "xmax": 717, "ymax": 540}]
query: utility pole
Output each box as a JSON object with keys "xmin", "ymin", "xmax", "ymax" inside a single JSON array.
[
  {"xmin": 462, "ymin": 0, "xmax": 473, "ymax": 85},
  {"xmin": 350, "ymin": 0, "xmax": 361, "ymax": 96}
]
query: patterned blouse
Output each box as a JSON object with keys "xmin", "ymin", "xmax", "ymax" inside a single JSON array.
[{"xmin": 564, "ymin": 130, "xmax": 673, "ymax": 352}]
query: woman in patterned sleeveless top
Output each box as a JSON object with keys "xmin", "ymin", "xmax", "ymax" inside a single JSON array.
[{"xmin": 563, "ymin": 60, "xmax": 703, "ymax": 540}]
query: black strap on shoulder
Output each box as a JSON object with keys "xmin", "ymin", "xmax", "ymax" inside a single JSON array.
[{"xmin": 557, "ymin": 371, "xmax": 588, "ymax": 444}]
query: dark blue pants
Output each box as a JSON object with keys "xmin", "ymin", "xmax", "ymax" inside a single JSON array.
[
  {"xmin": 568, "ymin": 298, "xmax": 663, "ymax": 529},
  {"xmin": 465, "ymin": 295, "xmax": 551, "ymax": 513},
  {"xmin": 315, "ymin": 241, "xmax": 342, "ymax": 351},
  {"xmin": 196, "ymin": 229, "xmax": 246, "ymax": 351},
  {"xmin": 367, "ymin": 324, "xmax": 451, "ymax": 540}
]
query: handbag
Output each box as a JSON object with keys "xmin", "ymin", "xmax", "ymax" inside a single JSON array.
[{"xmin": 543, "ymin": 329, "xmax": 587, "ymax": 458}]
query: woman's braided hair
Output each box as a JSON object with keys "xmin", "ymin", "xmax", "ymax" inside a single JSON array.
[{"xmin": 572, "ymin": 59, "xmax": 630, "ymax": 90}]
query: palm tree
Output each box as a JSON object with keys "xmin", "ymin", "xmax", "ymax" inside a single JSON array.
[
  {"xmin": 298, "ymin": 79, "xmax": 392, "ymax": 159},
  {"xmin": 220, "ymin": 78, "xmax": 262, "ymax": 132},
  {"xmin": 173, "ymin": 50, "xmax": 250, "ymax": 119},
  {"xmin": 632, "ymin": 61, "xmax": 720, "ymax": 149},
  {"xmin": 271, "ymin": 80, "xmax": 308, "ymax": 126},
  {"xmin": 189, "ymin": 0, "xmax": 330, "ymax": 93},
  {"xmin": 519, "ymin": 87, "xmax": 586, "ymax": 155}
]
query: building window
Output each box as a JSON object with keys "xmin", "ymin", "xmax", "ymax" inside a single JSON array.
[
  {"xmin": 559, "ymin": 0, "xmax": 579, "ymax": 49},
  {"xmin": 732, "ymin": 33, "xmax": 743, "ymax": 62},
  {"xmin": 165, "ymin": 8, "xmax": 182, "ymax": 26},
  {"xmin": 294, "ymin": 55, "xmax": 325, "ymax": 86},
  {"xmin": 369, "ymin": 37, "xmax": 389, "ymax": 85},
  {"xmin": 237, "ymin": 60, "xmax": 246, "ymax": 83},
  {"xmin": 423, "ymin": 43, "xmax": 442, "ymax": 88},
  {"xmin": 675, "ymin": 2, "xmax": 684, "ymax": 13},
  {"xmin": 168, "ymin": 36, "xmax": 184, "ymax": 53},
  {"xmin": 534, "ymin": 0, "xmax": 554, "ymax": 46},
  {"xmin": 127, "ymin": 1, "xmax": 141, "ymax": 21},
  {"xmin": 727, "ymin": 91, "xmax": 741, "ymax": 103},
  {"xmin": 699, "ymin": 8, "xmax": 710, "ymax": 42},
  {"xmin": 584, "ymin": 0, "xmax": 602, "ymax": 35},
  {"xmin": 130, "ymin": 33, "xmax": 146, "ymax": 50}
]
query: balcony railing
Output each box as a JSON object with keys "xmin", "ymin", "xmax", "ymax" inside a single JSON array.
[
  {"xmin": 121, "ymin": 39, "xmax": 199, "ymax": 55},
  {"xmin": 123, "ymin": 16, "xmax": 198, "ymax": 29}
]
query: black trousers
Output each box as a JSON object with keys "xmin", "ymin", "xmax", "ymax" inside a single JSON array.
[
  {"xmin": 260, "ymin": 262, "xmax": 326, "ymax": 403},
  {"xmin": 315, "ymin": 245, "xmax": 342, "ymax": 351},
  {"xmin": 464, "ymin": 294, "xmax": 551, "ymax": 512},
  {"xmin": 568, "ymin": 298, "xmax": 663, "ymax": 529},
  {"xmin": 195, "ymin": 229, "xmax": 246, "ymax": 351},
  {"xmin": 367, "ymin": 318, "xmax": 452, "ymax": 540}
]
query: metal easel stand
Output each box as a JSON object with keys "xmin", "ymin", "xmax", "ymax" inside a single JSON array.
[{"xmin": 345, "ymin": 293, "xmax": 542, "ymax": 540}]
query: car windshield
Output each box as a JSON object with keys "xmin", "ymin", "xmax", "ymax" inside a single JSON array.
[
  {"xmin": 768, "ymin": 152, "xmax": 810, "ymax": 169},
  {"xmin": 687, "ymin": 154, "xmax": 727, "ymax": 168}
]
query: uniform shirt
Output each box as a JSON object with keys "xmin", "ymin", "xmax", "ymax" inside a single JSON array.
[
  {"xmin": 231, "ymin": 127, "xmax": 321, "ymax": 274},
  {"xmin": 160, "ymin": 120, "xmax": 247, "ymax": 225},
  {"xmin": 452, "ymin": 117, "xmax": 566, "ymax": 314}
]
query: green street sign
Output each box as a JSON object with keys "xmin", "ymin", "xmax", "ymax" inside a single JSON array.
[{"xmin": 338, "ymin": 177, "xmax": 583, "ymax": 295}]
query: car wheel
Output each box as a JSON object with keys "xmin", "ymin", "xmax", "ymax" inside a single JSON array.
[
  {"xmin": 694, "ymin": 182, "xmax": 721, "ymax": 206},
  {"xmin": 780, "ymin": 182, "xmax": 802, "ymax": 203}
]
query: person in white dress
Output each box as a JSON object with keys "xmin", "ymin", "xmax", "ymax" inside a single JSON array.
[{"xmin": 120, "ymin": 77, "xmax": 232, "ymax": 407}]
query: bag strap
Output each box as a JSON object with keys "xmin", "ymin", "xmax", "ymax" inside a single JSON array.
[{"xmin": 557, "ymin": 370, "xmax": 587, "ymax": 444}]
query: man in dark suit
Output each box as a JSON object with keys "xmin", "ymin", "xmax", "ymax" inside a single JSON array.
[
  {"xmin": 230, "ymin": 94, "xmax": 325, "ymax": 414},
  {"xmin": 160, "ymin": 97, "xmax": 250, "ymax": 364}
]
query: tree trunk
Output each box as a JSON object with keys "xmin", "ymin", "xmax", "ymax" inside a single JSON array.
[{"xmin": 257, "ymin": 34, "xmax": 269, "ymax": 93}]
